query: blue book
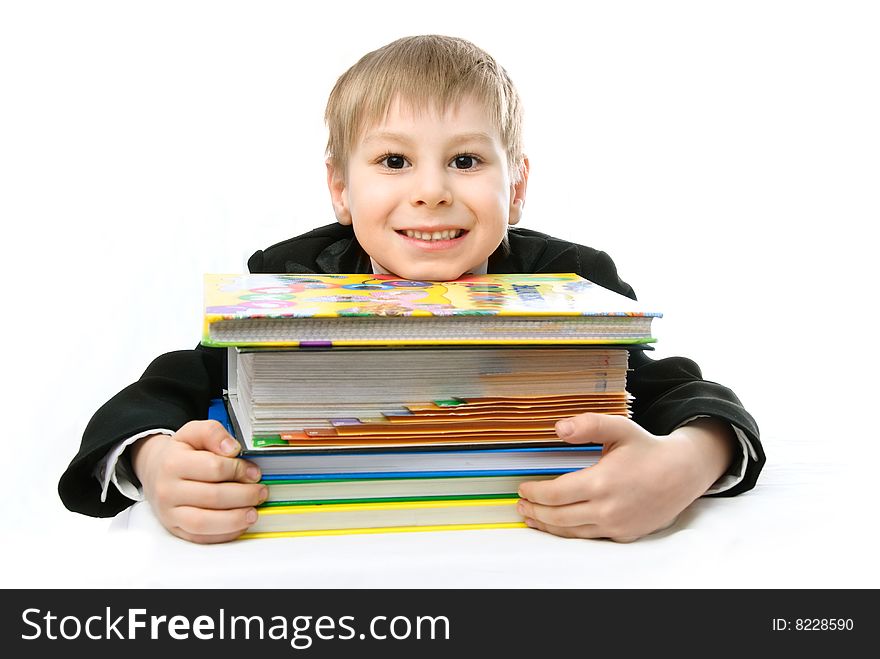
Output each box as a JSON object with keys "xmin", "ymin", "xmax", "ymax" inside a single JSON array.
[{"xmin": 208, "ymin": 397, "xmax": 234, "ymax": 435}]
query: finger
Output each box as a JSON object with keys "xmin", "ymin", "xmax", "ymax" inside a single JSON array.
[
  {"xmin": 174, "ymin": 481, "xmax": 268, "ymax": 510},
  {"xmin": 523, "ymin": 517, "xmax": 605, "ymax": 539},
  {"xmin": 517, "ymin": 498, "xmax": 596, "ymax": 528},
  {"xmin": 610, "ymin": 536, "xmax": 640, "ymax": 544},
  {"xmin": 555, "ymin": 412, "xmax": 640, "ymax": 447},
  {"xmin": 171, "ymin": 505, "xmax": 258, "ymax": 537},
  {"xmin": 174, "ymin": 420, "xmax": 241, "ymax": 457},
  {"xmin": 525, "ymin": 516, "xmax": 648, "ymax": 543},
  {"xmin": 169, "ymin": 527, "xmax": 249, "ymax": 545},
  {"xmin": 518, "ymin": 469, "xmax": 598, "ymax": 506},
  {"xmin": 176, "ymin": 451, "xmax": 261, "ymax": 484}
]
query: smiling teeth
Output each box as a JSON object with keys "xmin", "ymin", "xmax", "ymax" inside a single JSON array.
[{"xmin": 403, "ymin": 229, "xmax": 463, "ymax": 241}]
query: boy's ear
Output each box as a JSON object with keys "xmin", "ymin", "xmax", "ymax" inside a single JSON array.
[
  {"xmin": 508, "ymin": 156, "xmax": 530, "ymax": 226},
  {"xmin": 326, "ymin": 159, "xmax": 352, "ymax": 226}
]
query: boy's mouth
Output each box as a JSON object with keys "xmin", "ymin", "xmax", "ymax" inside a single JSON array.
[{"xmin": 395, "ymin": 229, "xmax": 468, "ymax": 243}]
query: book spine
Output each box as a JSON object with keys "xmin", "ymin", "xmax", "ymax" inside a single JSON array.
[{"xmin": 240, "ymin": 521, "xmax": 527, "ymax": 539}]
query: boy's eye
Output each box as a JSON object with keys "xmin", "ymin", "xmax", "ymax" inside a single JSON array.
[
  {"xmin": 381, "ymin": 155, "xmax": 408, "ymax": 169},
  {"xmin": 451, "ymin": 155, "xmax": 478, "ymax": 170}
]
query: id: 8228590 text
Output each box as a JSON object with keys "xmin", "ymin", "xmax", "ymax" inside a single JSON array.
[{"xmin": 771, "ymin": 618, "xmax": 854, "ymax": 631}]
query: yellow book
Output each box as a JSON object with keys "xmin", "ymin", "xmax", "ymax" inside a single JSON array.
[
  {"xmin": 240, "ymin": 497, "xmax": 525, "ymax": 539},
  {"xmin": 202, "ymin": 273, "xmax": 660, "ymax": 347}
]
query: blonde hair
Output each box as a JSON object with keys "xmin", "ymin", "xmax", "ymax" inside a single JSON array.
[{"xmin": 325, "ymin": 35, "xmax": 525, "ymax": 182}]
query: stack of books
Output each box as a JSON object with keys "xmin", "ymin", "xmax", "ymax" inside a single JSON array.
[{"xmin": 202, "ymin": 273, "xmax": 660, "ymax": 538}]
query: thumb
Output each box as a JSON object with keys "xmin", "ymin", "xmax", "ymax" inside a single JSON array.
[
  {"xmin": 555, "ymin": 413, "xmax": 637, "ymax": 448},
  {"xmin": 173, "ymin": 420, "xmax": 241, "ymax": 457}
]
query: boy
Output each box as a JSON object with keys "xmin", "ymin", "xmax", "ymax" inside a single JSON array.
[{"xmin": 59, "ymin": 35, "xmax": 764, "ymax": 544}]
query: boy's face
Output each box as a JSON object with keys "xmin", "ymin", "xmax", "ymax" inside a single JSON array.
[{"xmin": 327, "ymin": 96, "xmax": 528, "ymax": 280}]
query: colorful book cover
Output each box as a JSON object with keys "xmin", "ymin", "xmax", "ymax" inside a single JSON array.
[{"xmin": 202, "ymin": 273, "xmax": 661, "ymax": 347}]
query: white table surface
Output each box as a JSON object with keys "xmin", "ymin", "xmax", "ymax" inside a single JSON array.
[{"xmin": 88, "ymin": 430, "xmax": 877, "ymax": 589}]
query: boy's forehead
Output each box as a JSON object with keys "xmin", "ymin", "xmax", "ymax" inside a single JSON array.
[{"xmin": 357, "ymin": 94, "xmax": 502, "ymax": 144}]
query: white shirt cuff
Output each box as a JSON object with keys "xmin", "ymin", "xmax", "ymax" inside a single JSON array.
[
  {"xmin": 95, "ymin": 429, "xmax": 175, "ymax": 503},
  {"xmin": 673, "ymin": 415, "xmax": 757, "ymax": 495}
]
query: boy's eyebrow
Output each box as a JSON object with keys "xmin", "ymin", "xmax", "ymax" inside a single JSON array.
[{"xmin": 362, "ymin": 131, "xmax": 497, "ymax": 146}]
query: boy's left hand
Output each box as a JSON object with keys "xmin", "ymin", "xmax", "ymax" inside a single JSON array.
[{"xmin": 517, "ymin": 413, "xmax": 733, "ymax": 542}]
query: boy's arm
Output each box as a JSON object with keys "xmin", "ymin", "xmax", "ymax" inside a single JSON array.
[
  {"xmin": 568, "ymin": 246, "xmax": 765, "ymax": 494},
  {"xmin": 58, "ymin": 344, "xmax": 226, "ymax": 517},
  {"xmin": 58, "ymin": 231, "xmax": 339, "ymax": 522},
  {"xmin": 626, "ymin": 348, "xmax": 764, "ymax": 497}
]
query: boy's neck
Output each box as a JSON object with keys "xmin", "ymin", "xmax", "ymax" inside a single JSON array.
[{"xmin": 369, "ymin": 258, "xmax": 488, "ymax": 277}]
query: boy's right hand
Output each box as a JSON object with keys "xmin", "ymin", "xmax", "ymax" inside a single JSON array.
[{"xmin": 130, "ymin": 420, "xmax": 267, "ymax": 544}]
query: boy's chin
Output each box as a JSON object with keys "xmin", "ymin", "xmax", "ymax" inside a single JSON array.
[{"xmin": 384, "ymin": 263, "xmax": 469, "ymax": 281}]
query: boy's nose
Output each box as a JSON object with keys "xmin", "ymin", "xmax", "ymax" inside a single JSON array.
[{"xmin": 409, "ymin": 166, "xmax": 452, "ymax": 208}]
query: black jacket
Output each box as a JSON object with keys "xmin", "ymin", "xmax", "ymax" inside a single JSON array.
[{"xmin": 59, "ymin": 223, "xmax": 765, "ymax": 517}]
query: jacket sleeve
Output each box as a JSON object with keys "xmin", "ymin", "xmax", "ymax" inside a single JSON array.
[
  {"xmin": 57, "ymin": 235, "xmax": 319, "ymax": 519},
  {"xmin": 579, "ymin": 247, "xmax": 766, "ymax": 497},
  {"xmin": 58, "ymin": 344, "xmax": 226, "ymax": 517}
]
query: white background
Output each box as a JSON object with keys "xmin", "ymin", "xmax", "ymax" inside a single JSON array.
[{"xmin": 1, "ymin": 0, "xmax": 878, "ymax": 587}]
